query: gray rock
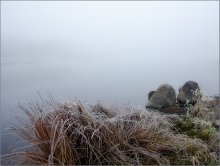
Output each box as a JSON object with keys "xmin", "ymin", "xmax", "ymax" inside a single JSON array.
[
  {"xmin": 148, "ymin": 91, "xmax": 155, "ymax": 100},
  {"xmin": 159, "ymin": 107, "xmax": 188, "ymax": 115},
  {"xmin": 177, "ymin": 81, "xmax": 200, "ymax": 106},
  {"xmin": 146, "ymin": 84, "xmax": 176, "ymax": 109}
]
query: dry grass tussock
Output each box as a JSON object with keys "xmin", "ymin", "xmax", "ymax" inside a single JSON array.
[{"xmin": 1, "ymin": 97, "xmax": 219, "ymax": 165}]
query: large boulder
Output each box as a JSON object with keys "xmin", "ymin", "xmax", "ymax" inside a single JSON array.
[
  {"xmin": 148, "ymin": 91, "xmax": 155, "ymax": 100},
  {"xmin": 177, "ymin": 81, "xmax": 200, "ymax": 106},
  {"xmin": 146, "ymin": 84, "xmax": 176, "ymax": 109}
]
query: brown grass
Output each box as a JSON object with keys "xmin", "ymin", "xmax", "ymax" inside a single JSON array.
[{"xmin": 1, "ymin": 97, "xmax": 219, "ymax": 165}]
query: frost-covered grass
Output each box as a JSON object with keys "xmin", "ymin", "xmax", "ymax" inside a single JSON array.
[{"xmin": 1, "ymin": 97, "xmax": 219, "ymax": 165}]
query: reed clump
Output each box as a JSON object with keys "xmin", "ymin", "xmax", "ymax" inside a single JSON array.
[{"xmin": 2, "ymin": 98, "xmax": 219, "ymax": 165}]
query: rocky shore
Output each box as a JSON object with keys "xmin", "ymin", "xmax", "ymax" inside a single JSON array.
[{"xmin": 1, "ymin": 81, "xmax": 219, "ymax": 165}]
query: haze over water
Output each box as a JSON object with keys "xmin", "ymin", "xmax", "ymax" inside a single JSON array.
[{"xmin": 1, "ymin": 1, "xmax": 219, "ymax": 155}]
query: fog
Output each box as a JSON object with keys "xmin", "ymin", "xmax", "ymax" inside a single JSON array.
[{"xmin": 0, "ymin": 1, "xmax": 219, "ymax": 155}]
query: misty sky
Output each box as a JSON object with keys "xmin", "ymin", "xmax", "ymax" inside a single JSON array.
[{"xmin": 1, "ymin": 1, "xmax": 219, "ymax": 104}]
